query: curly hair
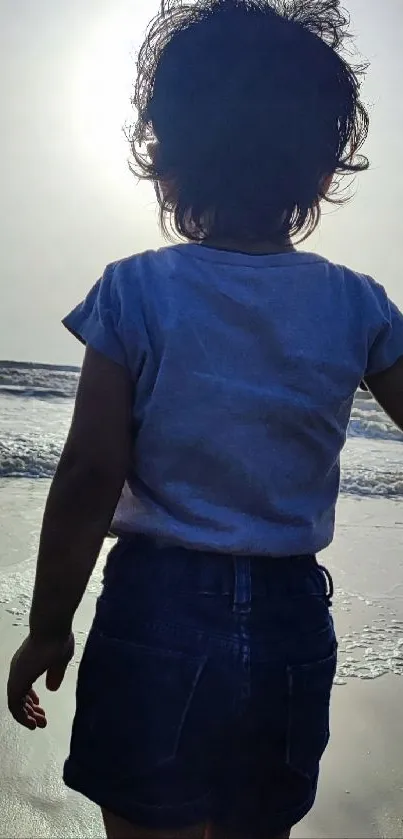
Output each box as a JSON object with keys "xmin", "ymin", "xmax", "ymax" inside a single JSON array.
[{"xmin": 128, "ymin": 0, "xmax": 369, "ymax": 243}]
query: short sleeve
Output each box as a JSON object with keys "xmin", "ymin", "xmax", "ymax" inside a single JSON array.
[
  {"xmin": 63, "ymin": 263, "xmax": 127, "ymax": 367},
  {"xmin": 365, "ymin": 280, "xmax": 403, "ymax": 378}
]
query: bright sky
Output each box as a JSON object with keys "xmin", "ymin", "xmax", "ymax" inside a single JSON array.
[{"xmin": 0, "ymin": 0, "xmax": 402, "ymax": 364}]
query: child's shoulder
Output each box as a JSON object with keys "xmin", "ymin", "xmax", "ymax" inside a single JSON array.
[
  {"xmin": 320, "ymin": 259, "xmax": 396, "ymax": 338},
  {"xmin": 109, "ymin": 245, "xmax": 184, "ymax": 274},
  {"xmin": 96, "ymin": 247, "xmax": 193, "ymax": 328},
  {"xmin": 101, "ymin": 245, "xmax": 186, "ymax": 296},
  {"xmin": 320, "ymin": 256, "xmax": 372, "ymax": 286},
  {"xmin": 321, "ymin": 257, "xmax": 387, "ymax": 304},
  {"xmin": 95, "ymin": 246, "xmax": 167, "ymax": 290}
]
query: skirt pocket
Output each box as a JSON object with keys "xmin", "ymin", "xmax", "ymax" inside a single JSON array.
[
  {"xmin": 286, "ymin": 646, "xmax": 337, "ymax": 778},
  {"xmin": 70, "ymin": 628, "xmax": 207, "ymax": 781}
]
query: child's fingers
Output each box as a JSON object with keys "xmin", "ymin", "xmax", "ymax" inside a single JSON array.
[
  {"xmin": 26, "ymin": 691, "xmax": 42, "ymax": 710},
  {"xmin": 23, "ymin": 702, "xmax": 47, "ymax": 729},
  {"xmin": 35, "ymin": 712, "xmax": 47, "ymax": 729},
  {"xmin": 23, "ymin": 692, "xmax": 47, "ymax": 728},
  {"xmin": 28, "ymin": 688, "xmax": 40, "ymax": 705},
  {"xmin": 22, "ymin": 702, "xmax": 40, "ymax": 730}
]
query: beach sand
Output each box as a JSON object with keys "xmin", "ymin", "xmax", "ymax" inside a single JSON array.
[{"xmin": 1, "ymin": 492, "xmax": 403, "ymax": 838}]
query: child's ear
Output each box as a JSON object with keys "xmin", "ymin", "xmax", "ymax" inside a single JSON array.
[
  {"xmin": 147, "ymin": 141, "xmax": 159, "ymax": 165},
  {"xmin": 148, "ymin": 141, "xmax": 177, "ymax": 203}
]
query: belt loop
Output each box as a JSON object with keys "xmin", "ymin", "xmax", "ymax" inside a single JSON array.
[
  {"xmin": 318, "ymin": 564, "xmax": 334, "ymax": 607},
  {"xmin": 233, "ymin": 557, "xmax": 252, "ymax": 614}
]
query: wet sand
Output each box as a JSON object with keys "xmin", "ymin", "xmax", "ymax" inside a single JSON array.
[{"xmin": 1, "ymin": 495, "xmax": 403, "ymax": 838}]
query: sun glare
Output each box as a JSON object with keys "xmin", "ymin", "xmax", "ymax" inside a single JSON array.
[{"xmin": 71, "ymin": 10, "xmax": 141, "ymax": 174}]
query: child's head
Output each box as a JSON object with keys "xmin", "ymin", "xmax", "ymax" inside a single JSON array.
[{"xmin": 130, "ymin": 0, "xmax": 369, "ymax": 244}]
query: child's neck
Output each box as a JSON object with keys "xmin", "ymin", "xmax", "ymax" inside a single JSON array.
[{"xmin": 201, "ymin": 236, "xmax": 295, "ymax": 256}]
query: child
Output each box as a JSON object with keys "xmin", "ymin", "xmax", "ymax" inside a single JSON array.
[{"xmin": 7, "ymin": 1, "xmax": 403, "ymax": 837}]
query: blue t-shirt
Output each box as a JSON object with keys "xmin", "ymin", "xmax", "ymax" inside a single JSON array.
[{"xmin": 64, "ymin": 244, "xmax": 403, "ymax": 556}]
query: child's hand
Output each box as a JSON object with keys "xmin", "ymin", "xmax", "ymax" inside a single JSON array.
[{"xmin": 7, "ymin": 633, "xmax": 74, "ymax": 730}]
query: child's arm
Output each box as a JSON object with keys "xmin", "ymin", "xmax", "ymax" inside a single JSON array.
[
  {"xmin": 8, "ymin": 345, "xmax": 132, "ymax": 728},
  {"xmin": 365, "ymin": 356, "xmax": 403, "ymax": 431},
  {"xmin": 29, "ymin": 345, "xmax": 132, "ymax": 640}
]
